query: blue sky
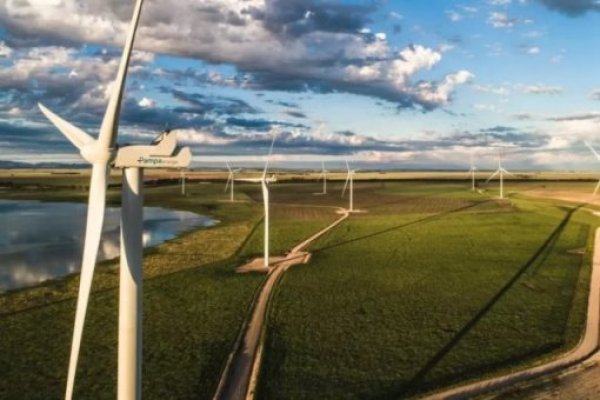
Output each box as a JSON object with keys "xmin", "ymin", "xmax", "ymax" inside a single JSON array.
[{"xmin": 1, "ymin": 0, "xmax": 600, "ymax": 170}]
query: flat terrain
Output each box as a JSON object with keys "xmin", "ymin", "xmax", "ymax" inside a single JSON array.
[
  {"xmin": 0, "ymin": 177, "xmax": 339, "ymax": 399},
  {"xmin": 258, "ymin": 181, "xmax": 600, "ymax": 399},
  {"xmin": 0, "ymin": 172, "xmax": 598, "ymax": 399}
]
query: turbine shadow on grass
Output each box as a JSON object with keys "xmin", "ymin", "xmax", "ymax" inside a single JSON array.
[
  {"xmin": 376, "ymin": 203, "xmax": 586, "ymax": 399},
  {"xmin": 311, "ymin": 200, "xmax": 489, "ymax": 254}
]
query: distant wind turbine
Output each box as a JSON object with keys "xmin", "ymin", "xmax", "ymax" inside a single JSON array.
[
  {"xmin": 180, "ymin": 169, "xmax": 186, "ymax": 196},
  {"xmin": 36, "ymin": 1, "xmax": 193, "ymax": 399},
  {"xmin": 315, "ymin": 161, "xmax": 328, "ymax": 195},
  {"xmin": 585, "ymin": 141, "xmax": 600, "ymax": 195},
  {"xmin": 468, "ymin": 154, "xmax": 477, "ymax": 191},
  {"xmin": 486, "ymin": 152, "xmax": 512, "ymax": 199},
  {"xmin": 237, "ymin": 137, "xmax": 277, "ymax": 267},
  {"xmin": 342, "ymin": 159, "xmax": 357, "ymax": 212},
  {"xmin": 224, "ymin": 161, "xmax": 241, "ymax": 202}
]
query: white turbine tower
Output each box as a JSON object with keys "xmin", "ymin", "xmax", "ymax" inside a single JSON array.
[
  {"xmin": 237, "ymin": 137, "xmax": 277, "ymax": 267},
  {"xmin": 342, "ymin": 159, "xmax": 356, "ymax": 212},
  {"xmin": 224, "ymin": 161, "xmax": 241, "ymax": 202},
  {"xmin": 314, "ymin": 161, "xmax": 328, "ymax": 195},
  {"xmin": 468, "ymin": 154, "xmax": 477, "ymax": 191},
  {"xmin": 38, "ymin": 1, "xmax": 189, "ymax": 399},
  {"xmin": 585, "ymin": 141, "xmax": 600, "ymax": 195},
  {"xmin": 486, "ymin": 152, "xmax": 512, "ymax": 199},
  {"xmin": 180, "ymin": 169, "xmax": 186, "ymax": 196}
]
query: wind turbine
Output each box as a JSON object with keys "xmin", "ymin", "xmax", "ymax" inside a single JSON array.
[
  {"xmin": 313, "ymin": 161, "xmax": 328, "ymax": 195},
  {"xmin": 319, "ymin": 161, "xmax": 328, "ymax": 194},
  {"xmin": 180, "ymin": 169, "xmax": 186, "ymax": 196},
  {"xmin": 585, "ymin": 141, "xmax": 600, "ymax": 195},
  {"xmin": 342, "ymin": 159, "xmax": 356, "ymax": 212},
  {"xmin": 468, "ymin": 154, "xmax": 477, "ymax": 191},
  {"xmin": 38, "ymin": 1, "xmax": 189, "ymax": 399},
  {"xmin": 224, "ymin": 161, "xmax": 241, "ymax": 202},
  {"xmin": 237, "ymin": 137, "xmax": 277, "ymax": 267},
  {"xmin": 485, "ymin": 152, "xmax": 512, "ymax": 199}
]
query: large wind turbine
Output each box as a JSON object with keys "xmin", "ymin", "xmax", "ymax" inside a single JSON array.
[
  {"xmin": 224, "ymin": 161, "xmax": 241, "ymax": 202},
  {"xmin": 468, "ymin": 154, "xmax": 477, "ymax": 191},
  {"xmin": 237, "ymin": 138, "xmax": 277, "ymax": 267},
  {"xmin": 38, "ymin": 1, "xmax": 188, "ymax": 399},
  {"xmin": 486, "ymin": 152, "xmax": 512, "ymax": 199},
  {"xmin": 342, "ymin": 159, "xmax": 356, "ymax": 212},
  {"xmin": 585, "ymin": 141, "xmax": 600, "ymax": 195}
]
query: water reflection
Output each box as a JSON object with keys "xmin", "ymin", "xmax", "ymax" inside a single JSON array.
[{"xmin": 0, "ymin": 200, "xmax": 216, "ymax": 292}]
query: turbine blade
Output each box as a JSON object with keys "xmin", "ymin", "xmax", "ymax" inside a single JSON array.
[
  {"xmin": 595, "ymin": 179, "xmax": 600, "ymax": 196},
  {"xmin": 38, "ymin": 103, "xmax": 93, "ymax": 150},
  {"xmin": 585, "ymin": 141, "xmax": 600, "ymax": 161},
  {"xmin": 98, "ymin": 0, "xmax": 145, "ymax": 150},
  {"xmin": 262, "ymin": 135, "xmax": 276, "ymax": 180},
  {"xmin": 342, "ymin": 174, "xmax": 350, "ymax": 197},
  {"xmin": 65, "ymin": 162, "xmax": 109, "ymax": 400},
  {"xmin": 502, "ymin": 168, "xmax": 516, "ymax": 177},
  {"xmin": 486, "ymin": 170, "xmax": 500, "ymax": 184},
  {"xmin": 224, "ymin": 174, "xmax": 232, "ymax": 192},
  {"xmin": 345, "ymin": 159, "xmax": 350, "ymax": 172}
]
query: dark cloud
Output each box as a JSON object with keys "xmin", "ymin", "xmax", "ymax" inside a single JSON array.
[
  {"xmin": 248, "ymin": 0, "xmax": 376, "ymax": 38},
  {"xmin": 547, "ymin": 112, "xmax": 600, "ymax": 122},
  {"xmin": 225, "ymin": 117, "xmax": 308, "ymax": 131},
  {"xmin": 285, "ymin": 110, "xmax": 307, "ymax": 118},
  {"xmin": 444, "ymin": 126, "xmax": 549, "ymax": 148},
  {"xmin": 266, "ymin": 99, "xmax": 300, "ymax": 108},
  {"xmin": 536, "ymin": 0, "xmax": 600, "ymax": 16},
  {"xmin": 168, "ymin": 88, "xmax": 259, "ymax": 115}
]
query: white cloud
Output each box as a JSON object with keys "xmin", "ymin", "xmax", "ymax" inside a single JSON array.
[
  {"xmin": 592, "ymin": 89, "xmax": 600, "ymax": 101},
  {"xmin": 0, "ymin": 41, "xmax": 12, "ymax": 58},
  {"xmin": 446, "ymin": 11, "xmax": 463, "ymax": 22},
  {"xmin": 0, "ymin": 0, "xmax": 471, "ymax": 110},
  {"xmin": 488, "ymin": 12, "xmax": 516, "ymax": 28},
  {"xmin": 522, "ymin": 84, "xmax": 563, "ymax": 95},
  {"xmin": 488, "ymin": 0, "xmax": 512, "ymax": 5},
  {"xmin": 138, "ymin": 97, "xmax": 156, "ymax": 108},
  {"xmin": 526, "ymin": 46, "xmax": 541, "ymax": 55}
]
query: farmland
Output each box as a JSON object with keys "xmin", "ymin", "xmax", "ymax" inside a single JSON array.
[
  {"xmin": 258, "ymin": 182, "xmax": 600, "ymax": 399},
  {"xmin": 0, "ymin": 172, "xmax": 598, "ymax": 399}
]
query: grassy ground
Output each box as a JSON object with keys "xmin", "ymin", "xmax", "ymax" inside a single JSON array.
[
  {"xmin": 0, "ymin": 178, "xmax": 339, "ymax": 399},
  {"xmin": 258, "ymin": 181, "xmax": 600, "ymax": 399},
  {"xmin": 1, "ymin": 174, "xmax": 598, "ymax": 399}
]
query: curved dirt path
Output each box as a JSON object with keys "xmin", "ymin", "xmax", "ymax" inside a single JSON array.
[
  {"xmin": 424, "ymin": 228, "xmax": 600, "ymax": 400},
  {"xmin": 213, "ymin": 208, "xmax": 350, "ymax": 400}
]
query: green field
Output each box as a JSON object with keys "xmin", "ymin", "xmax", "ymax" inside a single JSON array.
[
  {"xmin": 258, "ymin": 182, "xmax": 600, "ymax": 399},
  {"xmin": 0, "ymin": 179, "xmax": 339, "ymax": 399},
  {"xmin": 0, "ymin": 174, "xmax": 598, "ymax": 399}
]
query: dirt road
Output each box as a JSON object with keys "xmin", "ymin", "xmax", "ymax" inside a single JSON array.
[{"xmin": 213, "ymin": 208, "xmax": 349, "ymax": 400}]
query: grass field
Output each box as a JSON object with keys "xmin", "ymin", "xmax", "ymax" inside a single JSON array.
[
  {"xmin": 0, "ymin": 173, "xmax": 598, "ymax": 399},
  {"xmin": 258, "ymin": 182, "xmax": 600, "ymax": 399},
  {"xmin": 0, "ymin": 177, "xmax": 340, "ymax": 399}
]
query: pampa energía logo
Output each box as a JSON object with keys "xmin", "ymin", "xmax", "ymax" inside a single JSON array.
[
  {"xmin": 137, "ymin": 156, "xmax": 180, "ymax": 166},
  {"xmin": 137, "ymin": 156, "xmax": 164, "ymax": 165}
]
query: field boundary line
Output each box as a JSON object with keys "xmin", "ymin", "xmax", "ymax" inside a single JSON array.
[{"xmin": 424, "ymin": 227, "xmax": 600, "ymax": 400}]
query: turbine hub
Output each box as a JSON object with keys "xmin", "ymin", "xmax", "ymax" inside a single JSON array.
[{"xmin": 80, "ymin": 143, "xmax": 115, "ymax": 164}]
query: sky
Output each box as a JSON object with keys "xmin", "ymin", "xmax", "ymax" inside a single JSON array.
[{"xmin": 1, "ymin": 0, "xmax": 600, "ymax": 170}]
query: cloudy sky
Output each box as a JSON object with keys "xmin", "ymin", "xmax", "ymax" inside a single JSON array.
[{"xmin": 1, "ymin": 0, "xmax": 600, "ymax": 170}]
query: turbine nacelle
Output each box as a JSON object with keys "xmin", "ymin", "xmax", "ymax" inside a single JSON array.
[{"xmin": 113, "ymin": 131, "xmax": 191, "ymax": 169}]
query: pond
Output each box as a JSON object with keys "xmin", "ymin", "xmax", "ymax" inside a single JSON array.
[{"xmin": 0, "ymin": 199, "xmax": 216, "ymax": 292}]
